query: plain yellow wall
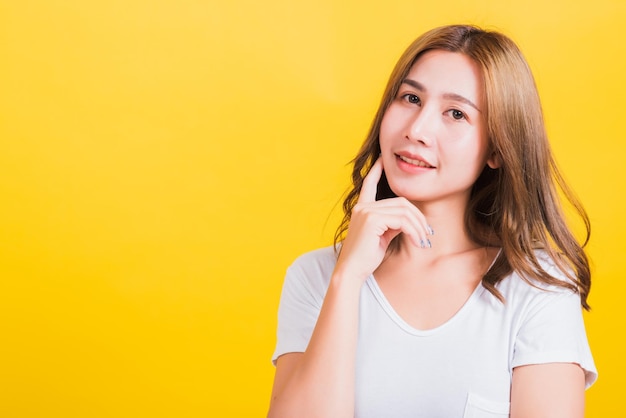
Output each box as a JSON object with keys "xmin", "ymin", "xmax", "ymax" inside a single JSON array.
[{"xmin": 1, "ymin": 1, "xmax": 624, "ymax": 416}]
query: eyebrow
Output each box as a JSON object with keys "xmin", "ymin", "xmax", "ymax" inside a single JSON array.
[{"xmin": 401, "ymin": 78, "xmax": 482, "ymax": 112}]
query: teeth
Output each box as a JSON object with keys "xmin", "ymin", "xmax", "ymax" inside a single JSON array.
[{"xmin": 399, "ymin": 155, "xmax": 432, "ymax": 168}]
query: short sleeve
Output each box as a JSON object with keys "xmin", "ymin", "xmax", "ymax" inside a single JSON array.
[
  {"xmin": 271, "ymin": 247, "xmax": 335, "ymax": 365},
  {"xmin": 511, "ymin": 288, "xmax": 597, "ymax": 388}
]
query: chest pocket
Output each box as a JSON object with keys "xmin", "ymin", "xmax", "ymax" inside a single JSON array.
[{"xmin": 463, "ymin": 393, "xmax": 510, "ymax": 418}]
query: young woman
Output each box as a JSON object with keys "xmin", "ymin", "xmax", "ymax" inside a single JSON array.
[{"xmin": 268, "ymin": 24, "xmax": 597, "ymax": 418}]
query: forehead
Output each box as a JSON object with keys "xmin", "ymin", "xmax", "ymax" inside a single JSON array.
[{"xmin": 405, "ymin": 50, "xmax": 484, "ymax": 104}]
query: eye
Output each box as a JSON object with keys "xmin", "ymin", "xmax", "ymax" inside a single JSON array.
[
  {"xmin": 448, "ymin": 109, "xmax": 466, "ymax": 120},
  {"xmin": 401, "ymin": 94, "xmax": 421, "ymax": 105}
]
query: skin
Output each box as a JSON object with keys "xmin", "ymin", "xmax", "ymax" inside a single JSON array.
[
  {"xmin": 379, "ymin": 49, "xmax": 498, "ymax": 210},
  {"xmin": 373, "ymin": 51, "xmax": 502, "ymax": 332},
  {"xmin": 268, "ymin": 50, "xmax": 586, "ymax": 418}
]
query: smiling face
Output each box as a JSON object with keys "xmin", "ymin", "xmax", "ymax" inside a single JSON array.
[{"xmin": 379, "ymin": 49, "xmax": 498, "ymax": 208}]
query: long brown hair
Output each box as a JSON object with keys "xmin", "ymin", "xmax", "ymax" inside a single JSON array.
[{"xmin": 334, "ymin": 25, "xmax": 591, "ymax": 309}]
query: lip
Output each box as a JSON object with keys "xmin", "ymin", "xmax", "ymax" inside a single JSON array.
[{"xmin": 394, "ymin": 151, "xmax": 436, "ymax": 169}]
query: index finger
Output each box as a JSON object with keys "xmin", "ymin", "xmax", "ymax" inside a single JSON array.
[{"xmin": 357, "ymin": 157, "xmax": 384, "ymax": 204}]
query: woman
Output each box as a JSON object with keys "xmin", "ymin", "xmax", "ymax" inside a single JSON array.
[{"xmin": 268, "ymin": 25, "xmax": 596, "ymax": 417}]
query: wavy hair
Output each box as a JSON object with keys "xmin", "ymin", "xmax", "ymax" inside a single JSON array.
[{"xmin": 334, "ymin": 25, "xmax": 591, "ymax": 309}]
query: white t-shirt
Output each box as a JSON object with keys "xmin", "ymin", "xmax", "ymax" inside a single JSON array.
[{"xmin": 272, "ymin": 246, "xmax": 597, "ymax": 418}]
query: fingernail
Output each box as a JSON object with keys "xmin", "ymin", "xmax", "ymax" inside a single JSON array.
[
  {"xmin": 420, "ymin": 239, "xmax": 426, "ymax": 248},
  {"xmin": 427, "ymin": 239, "xmax": 432, "ymax": 248},
  {"xmin": 428, "ymin": 225, "xmax": 435, "ymax": 235}
]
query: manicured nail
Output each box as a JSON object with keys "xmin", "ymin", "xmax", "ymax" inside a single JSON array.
[
  {"xmin": 427, "ymin": 239, "xmax": 432, "ymax": 248},
  {"xmin": 428, "ymin": 225, "xmax": 435, "ymax": 235},
  {"xmin": 420, "ymin": 239, "xmax": 426, "ymax": 248}
]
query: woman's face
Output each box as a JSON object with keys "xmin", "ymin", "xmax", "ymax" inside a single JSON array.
[{"xmin": 379, "ymin": 49, "xmax": 497, "ymax": 208}]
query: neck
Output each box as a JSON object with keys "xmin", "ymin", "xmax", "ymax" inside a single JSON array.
[{"xmin": 399, "ymin": 198, "xmax": 481, "ymax": 258}]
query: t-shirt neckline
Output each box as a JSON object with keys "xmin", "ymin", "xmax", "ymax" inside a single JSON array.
[
  {"xmin": 365, "ymin": 248, "xmax": 501, "ymax": 336},
  {"xmin": 365, "ymin": 275, "xmax": 485, "ymax": 336}
]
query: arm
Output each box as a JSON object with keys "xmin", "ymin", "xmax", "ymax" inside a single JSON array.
[
  {"xmin": 511, "ymin": 363, "xmax": 585, "ymax": 418},
  {"xmin": 267, "ymin": 159, "xmax": 430, "ymax": 418},
  {"xmin": 509, "ymin": 279, "xmax": 595, "ymax": 418},
  {"xmin": 268, "ymin": 272, "xmax": 362, "ymax": 418}
]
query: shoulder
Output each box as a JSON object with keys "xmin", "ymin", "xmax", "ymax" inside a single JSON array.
[
  {"xmin": 289, "ymin": 245, "xmax": 338, "ymax": 272},
  {"xmin": 495, "ymin": 250, "xmax": 581, "ymax": 311},
  {"xmin": 288, "ymin": 245, "xmax": 338, "ymax": 282},
  {"xmin": 282, "ymin": 245, "xmax": 338, "ymax": 301},
  {"xmin": 496, "ymin": 253, "xmax": 597, "ymax": 387}
]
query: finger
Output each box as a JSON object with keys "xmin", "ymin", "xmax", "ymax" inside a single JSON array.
[
  {"xmin": 353, "ymin": 202, "xmax": 426, "ymax": 248},
  {"xmin": 367, "ymin": 207, "xmax": 429, "ymax": 248},
  {"xmin": 357, "ymin": 157, "xmax": 384, "ymax": 204},
  {"xmin": 361, "ymin": 197, "xmax": 432, "ymax": 239}
]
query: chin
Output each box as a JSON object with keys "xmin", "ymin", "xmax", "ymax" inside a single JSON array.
[{"xmin": 385, "ymin": 181, "xmax": 424, "ymax": 202}]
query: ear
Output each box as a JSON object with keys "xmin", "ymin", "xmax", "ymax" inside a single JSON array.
[{"xmin": 486, "ymin": 150, "xmax": 501, "ymax": 169}]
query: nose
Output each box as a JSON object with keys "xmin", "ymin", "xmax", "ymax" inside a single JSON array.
[{"xmin": 405, "ymin": 107, "xmax": 435, "ymax": 146}]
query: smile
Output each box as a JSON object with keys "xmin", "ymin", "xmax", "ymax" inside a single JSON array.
[{"xmin": 397, "ymin": 154, "xmax": 434, "ymax": 168}]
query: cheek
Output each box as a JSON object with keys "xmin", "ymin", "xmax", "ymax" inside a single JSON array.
[
  {"xmin": 454, "ymin": 129, "xmax": 489, "ymax": 156},
  {"xmin": 379, "ymin": 113, "xmax": 392, "ymax": 142},
  {"xmin": 379, "ymin": 110, "xmax": 403, "ymax": 147}
]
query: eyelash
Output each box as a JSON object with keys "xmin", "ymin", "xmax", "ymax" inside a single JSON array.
[
  {"xmin": 447, "ymin": 109, "xmax": 466, "ymax": 121},
  {"xmin": 401, "ymin": 93, "xmax": 421, "ymax": 105},
  {"xmin": 400, "ymin": 94, "xmax": 467, "ymax": 121}
]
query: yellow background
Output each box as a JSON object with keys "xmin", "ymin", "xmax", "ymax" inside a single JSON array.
[{"xmin": 1, "ymin": 1, "xmax": 624, "ymax": 416}]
